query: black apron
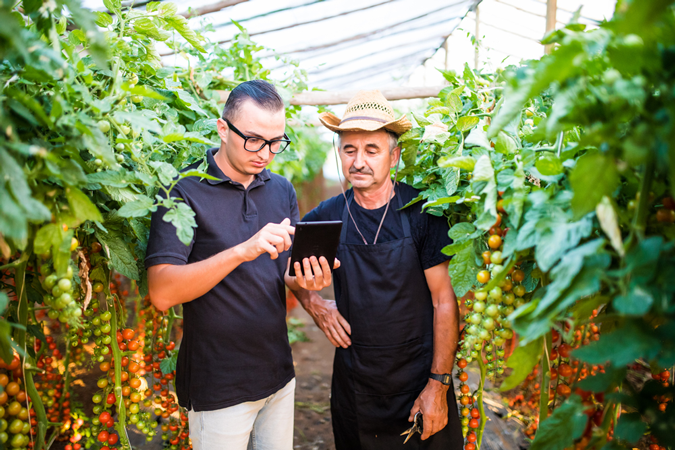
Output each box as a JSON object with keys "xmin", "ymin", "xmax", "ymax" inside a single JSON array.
[{"xmin": 330, "ymin": 187, "xmax": 463, "ymax": 450}]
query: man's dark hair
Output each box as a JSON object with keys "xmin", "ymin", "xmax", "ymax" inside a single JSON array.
[{"xmin": 221, "ymin": 80, "xmax": 284, "ymax": 121}]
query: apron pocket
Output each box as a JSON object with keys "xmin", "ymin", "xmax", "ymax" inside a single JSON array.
[{"xmin": 351, "ymin": 337, "xmax": 431, "ymax": 396}]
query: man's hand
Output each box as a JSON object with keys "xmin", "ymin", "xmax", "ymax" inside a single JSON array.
[
  {"xmin": 303, "ymin": 294, "xmax": 351, "ymax": 348},
  {"xmin": 238, "ymin": 218, "xmax": 295, "ymax": 261},
  {"xmin": 291, "ymin": 256, "xmax": 341, "ymax": 291},
  {"xmin": 408, "ymin": 380, "xmax": 449, "ymax": 440}
]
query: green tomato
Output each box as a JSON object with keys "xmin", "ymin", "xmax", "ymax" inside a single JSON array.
[
  {"xmin": 491, "ymin": 264, "xmax": 504, "ymax": 278},
  {"xmin": 132, "ymin": 129, "xmax": 140, "ymax": 139},
  {"xmin": 0, "ymin": 419, "xmax": 6, "ymax": 432},
  {"xmin": 469, "ymin": 313, "xmax": 482, "ymax": 325},
  {"xmin": 129, "ymin": 414, "xmax": 139, "ymax": 424},
  {"xmin": 47, "ymin": 309, "xmax": 60, "ymax": 320},
  {"xmin": 101, "ymin": 346, "xmax": 110, "ymax": 355},
  {"xmin": 502, "ymin": 292, "xmax": 515, "ymax": 305},
  {"xmin": 0, "ymin": 431, "xmax": 7, "ymax": 443},
  {"xmin": 489, "ymin": 287, "xmax": 503, "ymax": 301},
  {"xmin": 120, "ymin": 125, "xmax": 131, "ymax": 135},
  {"xmin": 116, "ymin": 154, "xmax": 125, "ymax": 163},
  {"xmin": 474, "ymin": 290, "xmax": 488, "ymax": 301},
  {"xmin": 9, "ymin": 432, "xmax": 23, "ymax": 448},
  {"xmin": 97, "ymin": 120, "xmax": 111, "ymax": 133},
  {"xmin": 479, "ymin": 328, "xmax": 490, "ymax": 340},
  {"xmin": 100, "ymin": 323, "xmax": 111, "ymax": 334},
  {"xmin": 102, "ymin": 335, "xmax": 112, "ymax": 345},
  {"xmin": 72, "ymin": 308, "xmax": 82, "ymax": 318},
  {"xmin": 514, "ymin": 297, "xmax": 525, "ymax": 308},
  {"xmin": 65, "ymin": 265, "xmax": 73, "ymax": 278},
  {"xmin": 623, "ymin": 34, "xmax": 643, "ymax": 48},
  {"xmin": 51, "ymin": 285, "xmax": 63, "ymax": 298},
  {"xmin": 603, "ymin": 68, "xmax": 621, "ymax": 85},
  {"xmin": 94, "ymin": 158, "xmax": 103, "ymax": 167},
  {"xmin": 116, "ymin": 143, "xmax": 125, "ymax": 152},
  {"xmin": 92, "ymin": 405, "xmax": 103, "ymax": 415},
  {"xmin": 101, "ymin": 311, "xmax": 112, "ymax": 321},
  {"xmin": 129, "ymin": 403, "xmax": 140, "ymax": 414},
  {"xmin": 485, "ymin": 304, "xmax": 499, "ymax": 317},
  {"xmin": 21, "ymin": 421, "xmax": 29, "ymax": 434},
  {"xmin": 482, "ymin": 317, "xmax": 496, "ymax": 331},
  {"xmin": 472, "ymin": 301, "xmax": 485, "ymax": 313},
  {"xmin": 131, "ymin": 95, "xmax": 142, "ymax": 103},
  {"xmin": 8, "ymin": 419, "xmax": 22, "ymax": 435},
  {"xmin": 57, "ymin": 278, "xmax": 72, "ymax": 292},
  {"xmin": 92, "ymin": 394, "xmax": 103, "ymax": 404},
  {"xmin": 92, "ymin": 317, "xmax": 101, "ymax": 326},
  {"xmin": 43, "ymin": 274, "xmax": 58, "ymax": 290},
  {"xmin": 490, "ymin": 251, "xmax": 503, "ymax": 265}
]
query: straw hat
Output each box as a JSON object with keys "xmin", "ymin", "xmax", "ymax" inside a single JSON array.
[{"xmin": 319, "ymin": 90, "xmax": 412, "ymax": 136}]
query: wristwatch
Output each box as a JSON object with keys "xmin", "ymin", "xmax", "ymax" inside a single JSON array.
[{"xmin": 429, "ymin": 373, "xmax": 452, "ymax": 385}]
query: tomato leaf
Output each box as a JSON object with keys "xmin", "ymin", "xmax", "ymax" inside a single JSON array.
[
  {"xmin": 162, "ymin": 202, "xmax": 197, "ymax": 246},
  {"xmin": 500, "ymin": 337, "xmax": 543, "ymax": 391},
  {"xmin": 530, "ymin": 395, "xmax": 587, "ymax": 450},
  {"xmin": 96, "ymin": 231, "xmax": 140, "ymax": 281},
  {"xmin": 573, "ymin": 321, "xmax": 661, "ymax": 367},
  {"xmin": 570, "ymin": 152, "xmax": 619, "ymax": 219},
  {"xmin": 163, "ymin": 14, "xmax": 206, "ymax": 53},
  {"xmin": 535, "ymin": 153, "xmax": 564, "ymax": 176},
  {"xmin": 614, "ymin": 412, "xmax": 647, "ymax": 444},
  {"xmin": 438, "ymin": 155, "xmax": 475, "ymax": 171},
  {"xmin": 118, "ymin": 196, "xmax": 156, "ymax": 218},
  {"xmin": 613, "ymin": 285, "xmax": 654, "ymax": 316},
  {"xmin": 160, "ymin": 351, "xmax": 178, "ymax": 375},
  {"xmin": 456, "ymin": 116, "xmax": 479, "ymax": 132},
  {"xmin": 65, "ymin": 187, "xmax": 104, "ymax": 224},
  {"xmin": 447, "ymin": 240, "xmax": 480, "ymax": 297}
]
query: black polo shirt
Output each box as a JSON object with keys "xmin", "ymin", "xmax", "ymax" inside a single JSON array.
[{"xmin": 145, "ymin": 147, "xmax": 299, "ymax": 412}]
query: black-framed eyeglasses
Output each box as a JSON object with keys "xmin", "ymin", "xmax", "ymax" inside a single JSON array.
[{"xmin": 224, "ymin": 119, "xmax": 291, "ymax": 154}]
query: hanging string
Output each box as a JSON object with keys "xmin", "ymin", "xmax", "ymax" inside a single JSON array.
[{"xmin": 332, "ymin": 134, "xmax": 401, "ymax": 245}]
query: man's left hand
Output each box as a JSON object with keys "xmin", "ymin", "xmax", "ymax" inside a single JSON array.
[
  {"xmin": 292, "ymin": 256, "xmax": 340, "ymax": 291},
  {"xmin": 408, "ymin": 379, "xmax": 449, "ymax": 440}
]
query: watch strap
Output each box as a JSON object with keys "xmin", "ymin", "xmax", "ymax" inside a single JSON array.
[{"xmin": 429, "ymin": 372, "xmax": 452, "ymax": 385}]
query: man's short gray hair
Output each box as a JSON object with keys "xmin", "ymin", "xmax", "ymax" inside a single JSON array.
[{"xmin": 337, "ymin": 129, "xmax": 399, "ymax": 153}]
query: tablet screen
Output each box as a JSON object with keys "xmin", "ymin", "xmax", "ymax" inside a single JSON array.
[{"xmin": 289, "ymin": 221, "xmax": 343, "ymax": 277}]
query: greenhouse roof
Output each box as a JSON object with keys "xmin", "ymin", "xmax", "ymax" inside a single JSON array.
[{"xmin": 82, "ymin": 0, "xmax": 617, "ymax": 92}]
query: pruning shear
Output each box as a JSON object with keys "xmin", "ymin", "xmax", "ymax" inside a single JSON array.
[{"xmin": 401, "ymin": 412, "xmax": 423, "ymax": 444}]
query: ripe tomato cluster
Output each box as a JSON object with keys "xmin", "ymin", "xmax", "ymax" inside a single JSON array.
[
  {"xmin": 455, "ymin": 357, "xmax": 481, "ymax": 449},
  {"xmin": 0, "ymin": 357, "xmax": 34, "ymax": 449}
]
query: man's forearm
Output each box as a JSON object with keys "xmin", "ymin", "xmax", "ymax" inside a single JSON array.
[
  {"xmin": 430, "ymin": 301, "xmax": 460, "ymax": 375},
  {"xmin": 148, "ymin": 246, "xmax": 246, "ymax": 311}
]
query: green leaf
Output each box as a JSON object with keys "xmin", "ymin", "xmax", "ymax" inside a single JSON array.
[
  {"xmin": 447, "ymin": 240, "xmax": 480, "ymax": 297},
  {"xmin": 163, "ymin": 132, "xmax": 217, "ymax": 146},
  {"xmin": 422, "ymin": 196, "xmax": 460, "ymax": 210},
  {"xmin": 113, "ymin": 110, "xmax": 162, "ymax": 134},
  {"xmin": 96, "ymin": 231, "xmax": 140, "ymax": 280},
  {"xmin": 180, "ymin": 170, "xmax": 221, "ymax": 181},
  {"xmin": 614, "ymin": 412, "xmax": 647, "ymax": 444},
  {"xmin": 103, "ymin": 0, "xmax": 121, "ymax": 14},
  {"xmin": 118, "ymin": 196, "xmax": 156, "ymax": 218},
  {"xmin": 163, "ymin": 14, "xmax": 206, "ymax": 52},
  {"xmin": 149, "ymin": 161, "xmax": 179, "ymax": 186},
  {"xmin": 530, "ymin": 395, "xmax": 588, "ymax": 450},
  {"xmin": 456, "ymin": 116, "xmax": 480, "ymax": 132},
  {"xmin": 160, "ymin": 352, "xmax": 178, "ymax": 375},
  {"xmin": 577, "ymin": 366, "xmax": 626, "ymax": 393},
  {"xmin": 613, "ymin": 285, "xmax": 653, "ymax": 316},
  {"xmin": 535, "ymin": 153, "xmax": 564, "ymax": 176},
  {"xmin": 445, "ymin": 94, "xmax": 463, "ymax": 113},
  {"xmin": 573, "ymin": 321, "xmax": 660, "ymax": 367},
  {"xmin": 500, "ymin": 337, "xmax": 543, "ymax": 391},
  {"xmin": 442, "ymin": 240, "xmax": 471, "ymax": 257},
  {"xmin": 122, "ymin": 84, "xmax": 169, "ymax": 100},
  {"xmin": 494, "ymin": 131, "xmax": 517, "ymax": 154},
  {"xmin": 162, "ymin": 202, "xmax": 197, "ymax": 246},
  {"xmin": 570, "ymin": 153, "xmax": 619, "ymax": 219},
  {"xmin": 34, "ymin": 224, "xmax": 60, "ymax": 256},
  {"xmin": 438, "ymin": 156, "xmax": 475, "ymax": 171},
  {"xmin": 65, "ymin": 187, "xmax": 103, "ymax": 224},
  {"xmin": 449, "ymin": 223, "xmax": 476, "ymax": 241},
  {"xmin": 95, "ymin": 11, "xmax": 113, "ymax": 27}
]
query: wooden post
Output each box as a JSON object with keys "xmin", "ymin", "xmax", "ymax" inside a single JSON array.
[
  {"xmin": 444, "ymin": 38, "xmax": 450, "ymax": 71},
  {"xmin": 474, "ymin": 5, "xmax": 480, "ymax": 70},
  {"xmin": 545, "ymin": 0, "xmax": 557, "ymax": 54}
]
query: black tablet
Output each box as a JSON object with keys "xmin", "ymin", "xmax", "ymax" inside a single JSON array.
[{"xmin": 289, "ymin": 221, "xmax": 343, "ymax": 277}]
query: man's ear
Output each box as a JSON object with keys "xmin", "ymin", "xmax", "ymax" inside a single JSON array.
[
  {"xmin": 391, "ymin": 146, "xmax": 401, "ymax": 168},
  {"xmin": 217, "ymin": 118, "xmax": 229, "ymax": 145}
]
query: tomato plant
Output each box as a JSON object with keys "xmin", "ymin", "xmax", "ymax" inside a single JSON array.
[{"xmin": 402, "ymin": 1, "xmax": 675, "ymax": 449}]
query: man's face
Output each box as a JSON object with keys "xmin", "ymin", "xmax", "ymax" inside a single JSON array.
[
  {"xmin": 339, "ymin": 130, "xmax": 400, "ymax": 191},
  {"xmin": 217, "ymin": 100, "xmax": 286, "ymax": 178}
]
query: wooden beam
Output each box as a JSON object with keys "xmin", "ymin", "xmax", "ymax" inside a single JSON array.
[
  {"xmin": 545, "ymin": 0, "xmax": 557, "ymax": 54},
  {"xmin": 182, "ymin": 0, "xmax": 248, "ymax": 19},
  {"xmin": 474, "ymin": 5, "xmax": 480, "ymax": 70},
  {"xmin": 215, "ymin": 86, "xmax": 447, "ymax": 105}
]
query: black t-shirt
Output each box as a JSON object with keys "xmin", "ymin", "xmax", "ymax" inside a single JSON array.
[
  {"xmin": 145, "ymin": 148, "xmax": 299, "ymax": 412},
  {"xmin": 302, "ymin": 182, "xmax": 452, "ymax": 271}
]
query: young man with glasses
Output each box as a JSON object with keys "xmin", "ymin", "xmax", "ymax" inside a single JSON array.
[{"xmin": 145, "ymin": 80, "xmax": 335, "ymax": 450}]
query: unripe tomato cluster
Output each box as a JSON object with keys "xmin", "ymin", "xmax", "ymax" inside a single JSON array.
[
  {"xmin": 41, "ymin": 255, "xmax": 82, "ymax": 325},
  {"xmin": 460, "ymin": 211, "xmax": 521, "ymax": 380}
]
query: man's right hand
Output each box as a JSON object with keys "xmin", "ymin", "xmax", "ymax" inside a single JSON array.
[
  {"xmin": 238, "ymin": 218, "xmax": 295, "ymax": 261},
  {"xmin": 305, "ymin": 295, "xmax": 352, "ymax": 348}
]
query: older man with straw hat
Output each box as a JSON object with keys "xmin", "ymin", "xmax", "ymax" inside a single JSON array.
[{"xmin": 291, "ymin": 91, "xmax": 463, "ymax": 449}]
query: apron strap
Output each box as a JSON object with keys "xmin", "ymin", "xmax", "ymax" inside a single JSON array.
[{"xmin": 340, "ymin": 184, "xmax": 412, "ymax": 242}]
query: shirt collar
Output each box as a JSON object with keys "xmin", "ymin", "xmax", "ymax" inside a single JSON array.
[{"xmin": 205, "ymin": 147, "xmax": 271, "ymax": 186}]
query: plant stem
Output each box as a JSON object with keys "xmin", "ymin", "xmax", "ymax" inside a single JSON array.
[
  {"xmin": 632, "ymin": 157, "xmax": 655, "ymax": 241},
  {"xmin": 538, "ymin": 332, "xmax": 552, "ymax": 425},
  {"xmin": 476, "ymin": 357, "xmax": 487, "ymax": 449},
  {"xmin": 109, "ymin": 296, "xmax": 131, "ymax": 449}
]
